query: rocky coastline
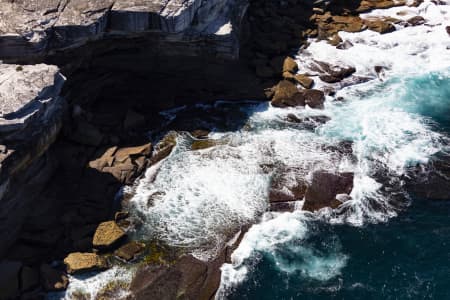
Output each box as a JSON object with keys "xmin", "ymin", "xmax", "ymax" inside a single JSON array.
[{"xmin": 1, "ymin": 0, "xmax": 446, "ymax": 299}]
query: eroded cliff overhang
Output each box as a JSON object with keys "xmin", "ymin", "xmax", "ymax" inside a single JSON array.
[{"xmin": 0, "ymin": 0, "xmax": 248, "ymax": 62}]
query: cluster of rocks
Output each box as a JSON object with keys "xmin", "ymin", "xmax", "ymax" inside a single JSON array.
[
  {"xmin": 0, "ymin": 0, "xmax": 436, "ymax": 299},
  {"xmin": 0, "ymin": 215, "xmax": 146, "ymax": 299}
]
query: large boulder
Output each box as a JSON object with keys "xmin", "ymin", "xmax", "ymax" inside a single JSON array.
[
  {"xmin": 63, "ymin": 252, "xmax": 108, "ymax": 274},
  {"xmin": 131, "ymin": 255, "xmax": 221, "ymax": 300},
  {"xmin": 303, "ymin": 171, "xmax": 354, "ymax": 212},
  {"xmin": 269, "ymin": 167, "xmax": 308, "ymax": 203},
  {"xmin": 93, "ymin": 221, "xmax": 126, "ymax": 250},
  {"xmin": 115, "ymin": 241, "xmax": 146, "ymax": 262},
  {"xmin": 89, "ymin": 143, "xmax": 152, "ymax": 184},
  {"xmin": 303, "ymin": 89, "xmax": 326, "ymax": 109},
  {"xmin": 271, "ymin": 80, "xmax": 306, "ymax": 108}
]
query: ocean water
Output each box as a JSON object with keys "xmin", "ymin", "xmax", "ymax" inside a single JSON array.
[{"xmin": 51, "ymin": 1, "xmax": 450, "ymax": 299}]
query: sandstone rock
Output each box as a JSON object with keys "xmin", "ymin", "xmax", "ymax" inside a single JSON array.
[
  {"xmin": 407, "ymin": 16, "xmax": 426, "ymax": 26},
  {"xmin": 271, "ymin": 80, "xmax": 305, "ymax": 108},
  {"xmin": 131, "ymin": 255, "xmax": 220, "ymax": 300},
  {"xmin": 150, "ymin": 132, "xmax": 178, "ymax": 165},
  {"xmin": 303, "ymin": 171, "xmax": 354, "ymax": 212},
  {"xmin": 303, "ymin": 89, "xmax": 326, "ymax": 109},
  {"xmin": 0, "ymin": 64, "xmax": 65, "ymax": 257},
  {"xmin": 191, "ymin": 138, "xmax": 229, "ymax": 151},
  {"xmin": 294, "ymin": 74, "xmax": 314, "ymax": 89},
  {"xmin": 93, "ymin": 221, "xmax": 126, "ymax": 250},
  {"xmin": 89, "ymin": 143, "xmax": 152, "ymax": 184},
  {"xmin": 40, "ymin": 264, "xmax": 68, "ymax": 291},
  {"xmin": 64, "ymin": 252, "xmax": 108, "ymax": 274},
  {"xmin": 0, "ymin": 261, "xmax": 22, "ymax": 299},
  {"xmin": 115, "ymin": 241, "xmax": 145, "ymax": 261},
  {"xmin": 364, "ymin": 18, "xmax": 396, "ymax": 34},
  {"xmin": 283, "ymin": 57, "xmax": 299, "ymax": 74}
]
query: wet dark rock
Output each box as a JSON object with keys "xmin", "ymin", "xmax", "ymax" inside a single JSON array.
[
  {"xmin": 336, "ymin": 40, "xmax": 354, "ymax": 50},
  {"xmin": 131, "ymin": 255, "xmax": 220, "ymax": 300},
  {"xmin": 115, "ymin": 241, "xmax": 146, "ymax": 262},
  {"xmin": 269, "ymin": 201, "xmax": 298, "ymax": 212},
  {"xmin": 311, "ymin": 60, "xmax": 357, "ymax": 83},
  {"xmin": 407, "ymin": 16, "xmax": 426, "ymax": 26},
  {"xmin": 285, "ymin": 114, "xmax": 331, "ymax": 130},
  {"xmin": 303, "ymin": 171, "xmax": 354, "ymax": 212},
  {"xmin": 446, "ymin": 26, "xmax": 450, "ymax": 35},
  {"xmin": 269, "ymin": 167, "xmax": 308, "ymax": 203},
  {"xmin": 303, "ymin": 89, "xmax": 326, "ymax": 109}
]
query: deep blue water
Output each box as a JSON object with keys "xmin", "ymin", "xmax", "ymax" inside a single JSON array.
[
  {"xmin": 227, "ymin": 71, "xmax": 450, "ymax": 300},
  {"xmin": 228, "ymin": 199, "xmax": 450, "ymax": 300}
]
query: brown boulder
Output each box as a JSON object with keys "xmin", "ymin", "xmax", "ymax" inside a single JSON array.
[
  {"xmin": 407, "ymin": 16, "xmax": 425, "ymax": 26},
  {"xmin": 63, "ymin": 252, "xmax": 108, "ymax": 274},
  {"xmin": 271, "ymin": 80, "xmax": 305, "ymax": 108},
  {"xmin": 89, "ymin": 143, "xmax": 152, "ymax": 184},
  {"xmin": 294, "ymin": 74, "xmax": 314, "ymax": 89},
  {"xmin": 311, "ymin": 60, "xmax": 356, "ymax": 83},
  {"xmin": 303, "ymin": 171, "xmax": 354, "ymax": 212},
  {"xmin": 150, "ymin": 132, "xmax": 178, "ymax": 165},
  {"xmin": 269, "ymin": 167, "xmax": 308, "ymax": 203},
  {"xmin": 40, "ymin": 264, "xmax": 68, "ymax": 291},
  {"xmin": 93, "ymin": 221, "xmax": 126, "ymax": 250},
  {"xmin": 114, "ymin": 241, "xmax": 145, "ymax": 261},
  {"xmin": 131, "ymin": 255, "xmax": 221, "ymax": 300},
  {"xmin": 283, "ymin": 57, "xmax": 299, "ymax": 74},
  {"xmin": 303, "ymin": 89, "xmax": 326, "ymax": 109},
  {"xmin": 364, "ymin": 18, "xmax": 396, "ymax": 34}
]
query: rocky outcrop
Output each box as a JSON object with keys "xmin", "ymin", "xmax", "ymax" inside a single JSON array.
[
  {"xmin": 0, "ymin": 0, "xmax": 247, "ymax": 62},
  {"xmin": 63, "ymin": 252, "xmax": 108, "ymax": 274},
  {"xmin": 93, "ymin": 221, "xmax": 126, "ymax": 250},
  {"xmin": 303, "ymin": 171, "xmax": 354, "ymax": 212},
  {"xmin": 0, "ymin": 63, "xmax": 65, "ymax": 257}
]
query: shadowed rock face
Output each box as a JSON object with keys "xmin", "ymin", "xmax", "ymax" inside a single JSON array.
[{"xmin": 0, "ymin": 64, "xmax": 65, "ymax": 258}]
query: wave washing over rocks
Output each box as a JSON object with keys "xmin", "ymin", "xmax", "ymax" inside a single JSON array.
[
  {"xmin": 54, "ymin": 1, "xmax": 450, "ymax": 298},
  {"xmin": 218, "ymin": 0, "xmax": 450, "ymax": 297}
]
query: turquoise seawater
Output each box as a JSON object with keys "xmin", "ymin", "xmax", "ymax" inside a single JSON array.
[{"xmin": 226, "ymin": 71, "xmax": 450, "ymax": 300}]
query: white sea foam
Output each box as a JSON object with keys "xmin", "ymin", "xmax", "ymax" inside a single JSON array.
[
  {"xmin": 218, "ymin": 0, "xmax": 450, "ymax": 296},
  {"xmin": 47, "ymin": 267, "xmax": 134, "ymax": 300}
]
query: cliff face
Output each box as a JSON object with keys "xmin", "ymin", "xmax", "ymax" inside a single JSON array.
[
  {"xmin": 0, "ymin": 64, "xmax": 65, "ymax": 257},
  {"xmin": 0, "ymin": 0, "xmax": 247, "ymax": 62},
  {"xmin": 0, "ymin": 0, "xmax": 260, "ymax": 259}
]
